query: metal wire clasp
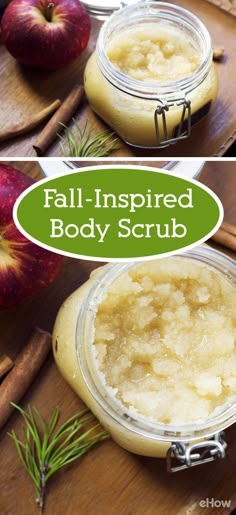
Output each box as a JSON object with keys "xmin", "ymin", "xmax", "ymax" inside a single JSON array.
[
  {"xmin": 154, "ymin": 97, "xmax": 191, "ymax": 148},
  {"xmin": 166, "ymin": 432, "xmax": 227, "ymax": 473}
]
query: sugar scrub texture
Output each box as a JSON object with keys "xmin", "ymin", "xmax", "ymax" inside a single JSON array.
[
  {"xmin": 93, "ymin": 259, "xmax": 236, "ymax": 425},
  {"xmin": 107, "ymin": 24, "xmax": 201, "ymax": 82}
]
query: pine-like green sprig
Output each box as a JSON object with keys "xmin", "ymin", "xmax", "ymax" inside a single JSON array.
[
  {"xmin": 8, "ymin": 403, "xmax": 109, "ymax": 514},
  {"xmin": 59, "ymin": 118, "xmax": 121, "ymax": 157}
]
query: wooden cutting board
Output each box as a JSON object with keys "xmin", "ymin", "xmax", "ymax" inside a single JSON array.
[
  {"xmin": 0, "ymin": 160, "xmax": 236, "ymax": 515},
  {"xmin": 0, "ymin": 0, "xmax": 236, "ymax": 158}
]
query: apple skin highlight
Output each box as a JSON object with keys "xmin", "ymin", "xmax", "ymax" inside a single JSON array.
[
  {"xmin": 1, "ymin": 0, "xmax": 91, "ymax": 70},
  {"xmin": 0, "ymin": 164, "xmax": 63, "ymax": 308}
]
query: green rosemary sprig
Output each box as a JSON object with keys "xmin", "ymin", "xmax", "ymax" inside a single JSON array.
[
  {"xmin": 59, "ymin": 118, "xmax": 121, "ymax": 157},
  {"xmin": 8, "ymin": 403, "xmax": 109, "ymax": 515}
]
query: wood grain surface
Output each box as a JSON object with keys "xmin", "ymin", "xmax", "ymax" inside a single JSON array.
[
  {"xmin": 0, "ymin": 160, "xmax": 236, "ymax": 515},
  {"xmin": 0, "ymin": 0, "xmax": 236, "ymax": 158}
]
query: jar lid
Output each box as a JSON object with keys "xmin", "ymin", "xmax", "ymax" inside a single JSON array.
[{"xmin": 80, "ymin": 0, "xmax": 139, "ymax": 17}]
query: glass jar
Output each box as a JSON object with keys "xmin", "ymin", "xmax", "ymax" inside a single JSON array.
[
  {"xmin": 53, "ymin": 246, "xmax": 236, "ymax": 471},
  {"xmin": 39, "ymin": 160, "xmax": 205, "ymax": 179},
  {"xmin": 84, "ymin": 1, "xmax": 218, "ymax": 149},
  {"xmin": 80, "ymin": 1, "xmax": 137, "ymax": 20}
]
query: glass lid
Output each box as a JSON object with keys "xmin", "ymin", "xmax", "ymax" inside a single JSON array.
[{"xmin": 80, "ymin": 0, "xmax": 140, "ymax": 17}]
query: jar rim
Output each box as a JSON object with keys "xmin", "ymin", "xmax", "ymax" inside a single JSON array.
[
  {"xmin": 80, "ymin": 0, "xmax": 137, "ymax": 17},
  {"xmin": 76, "ymin": 245, "xmax": 236, "ymax": 443},
  {"xmin": 80, "ymin": 0, "xmax": 121, "ymax": 18},
  {"xmin": 96, "ymin": 1, "xmax": 213, "ymax": 100}
]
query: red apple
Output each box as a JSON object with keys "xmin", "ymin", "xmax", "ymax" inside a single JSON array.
[
  {"xmin": 1, "ymin": 0, "xmax": 91, "ymax": 70},
  {"xmin": 0, "ymin": 164, "xmax": 63, "ymax": 308}
]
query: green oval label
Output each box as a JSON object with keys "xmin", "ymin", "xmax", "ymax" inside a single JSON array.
[{"xmin": 14, "ymin": 166, "xmax": 223, "ymax": 261}]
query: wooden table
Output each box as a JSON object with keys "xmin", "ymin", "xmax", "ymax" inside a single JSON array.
[
  {"xmin": 0, "ymin": 0, "xmax": 236, "ymax": 158},
  {"xmin": 0, "ymin": 160, "xmax": 236, "ymax": 515}
]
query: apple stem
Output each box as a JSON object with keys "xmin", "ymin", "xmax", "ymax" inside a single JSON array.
[{"xmin": 44, "ymin": 2, "xmax": 55, "ymax": 22}]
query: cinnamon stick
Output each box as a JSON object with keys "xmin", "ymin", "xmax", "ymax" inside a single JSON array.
[
  {"xmin": 0, "ymin": 99, "xmax": 61, "ymax": 143},
  {"xmin": 210, "ymin": 224, "xmax": 236, "ymax": 252},
  {"xmin": 0, "ymin": 354, "xmax": 14, "ymax": 380},
  {"xmin": 221, "ymin": 221, "xmax": 236, "ymax": 237},
  {"xmin": 0, "ymin": 328, "xmax": 51, "ymax": 431},
  {"xmin": 33, "ymin": 85, "xmax": 84, "ymax": 156},
  {"xmin": 213, "ymin": 46, "xmax": 225, "ymax": 61}
]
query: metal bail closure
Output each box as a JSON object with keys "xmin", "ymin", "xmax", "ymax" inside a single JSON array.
[
  {"xmin": 154, "ymin": 97, "xmax": 191, "ymax": 148},
  {"xmin": 166, "ymin": 432, "xmax": 227, "ymax": 473}
]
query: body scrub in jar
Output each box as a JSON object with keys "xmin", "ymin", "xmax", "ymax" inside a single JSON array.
[
  {"xmin": 53, "ymin": 246, "xmax": 236, "ymax": 470},
  {"xmin": 84, "ymin": 2, "xmax": 218, "ymax": 148}
]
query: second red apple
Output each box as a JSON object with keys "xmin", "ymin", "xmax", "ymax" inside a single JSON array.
[{"xmin": 0, "ymin": 164, "xmax": 63, "ymax": 308}]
